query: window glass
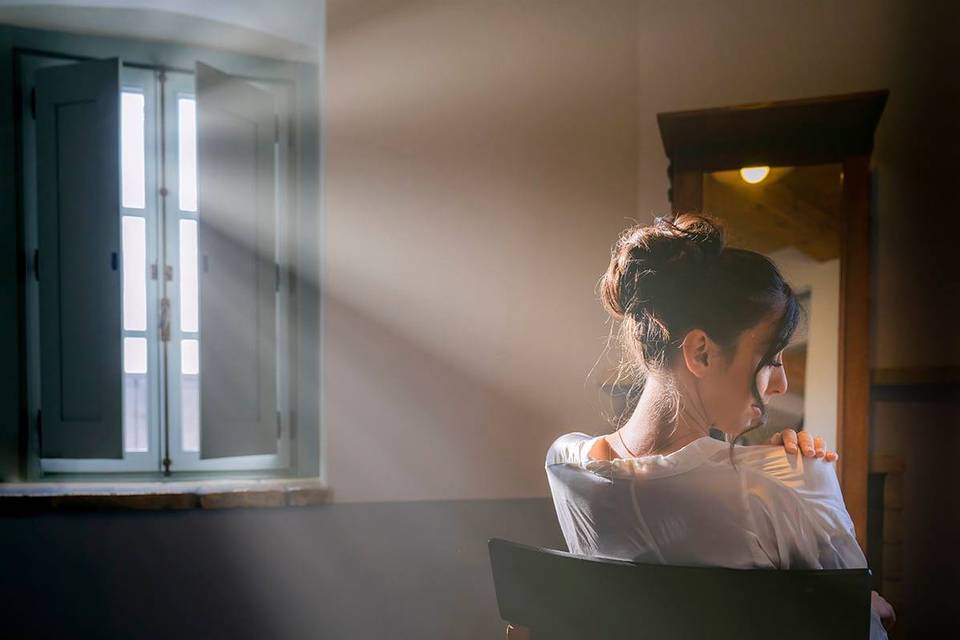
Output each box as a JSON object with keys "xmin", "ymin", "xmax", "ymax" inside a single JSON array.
[
  {"xmin": 122, "ymin": 216, "xmax": 146, "ymax": 331},
  {"xmin": 123, "ymin": 336, "xmax": 148, "ymax": 453},
  {"xmin": 121, "ymin": 91, "xmax": 145, "ymax": 209},
  {"xmin": 179, "ymin": 218, "xmax": 198, "ymax": 332},
  {"xmin": 178, "ymin": 97, "xmax": 197, "ymax": 212},
  {"xmin": 181, "ymin": 338, "xmax": 200, "ymax": 452}
]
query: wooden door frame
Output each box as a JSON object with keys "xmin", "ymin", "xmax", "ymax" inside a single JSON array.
[{"xmin": 656, "ymin": 90, "xmax": 888, "ymax": 551}]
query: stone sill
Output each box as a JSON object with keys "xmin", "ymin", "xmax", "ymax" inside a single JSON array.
[{"xmin": 0, "ymin": 478, "xmax": 332, "ymax": 512}]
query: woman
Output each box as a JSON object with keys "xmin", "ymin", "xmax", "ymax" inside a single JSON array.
[{"xmin": 536, "ymin": 213, "xmax": 894, "ymax": 639}]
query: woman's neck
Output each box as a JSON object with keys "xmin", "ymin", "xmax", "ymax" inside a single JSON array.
[{"xmin": 616, "ymin": 374, "xmax": 711, "ymax": 456}]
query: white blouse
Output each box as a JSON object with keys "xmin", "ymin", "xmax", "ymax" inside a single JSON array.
[{"xmin": 545, "ymin": 432, "xmax": 887, "ymax": 639}]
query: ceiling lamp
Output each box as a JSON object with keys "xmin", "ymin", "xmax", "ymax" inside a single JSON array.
[{"xmin": 739, "ymin": 166, "xmax": 770, "ymax": 184}]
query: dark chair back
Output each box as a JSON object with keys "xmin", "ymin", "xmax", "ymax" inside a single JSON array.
[{"xmin": 488, "ymin": 537, "xmax": 872, "ymax": 640}]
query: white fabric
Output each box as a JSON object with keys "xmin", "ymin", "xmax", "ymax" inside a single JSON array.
[{"xmin": 545, "ymin": 431, "xmax": 887, "ymax": 639}]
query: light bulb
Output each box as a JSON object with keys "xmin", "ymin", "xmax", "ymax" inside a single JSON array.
[{"xmin": 739, "ymin": 166, "xmax": 770, "ymax": 184}]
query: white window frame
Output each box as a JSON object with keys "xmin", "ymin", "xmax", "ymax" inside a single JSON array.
[{"xmin": 23, "ymin": 54, "xmax": 295, "ymax": 476}]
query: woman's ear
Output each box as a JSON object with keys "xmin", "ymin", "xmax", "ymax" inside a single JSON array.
[{"xmin": 680, "ymin": 329, "xmax": 712, "ymax": 378}]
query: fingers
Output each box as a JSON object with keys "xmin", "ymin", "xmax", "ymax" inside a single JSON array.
[
  {"xmin": 776, "ymin": 429, "xmax": 840, "ymax": 461},
  {"xmin": 813, "ymin": 435, "xmax": 825, "ymax": 458},
  {"xmin": 798, "ymin": 431, "xmax": 815, "ymax": 457},
  {"xmin": 804, "ymin": 433, "xmax": 841, "ymax": 462},
  {"xmin": 813, "ymin": 437, "xmax": 841, "ymax": 462},
  {"xmin": 781, "ymin": 429, "xmax": 798, "ymax": 454},
  {"xmin": 506, "ymin": 624, "xmax": 531, "ymax": 640},
  {"xmin": 871, "ymin": 591, "xmax": 896, "ymax": 630}
]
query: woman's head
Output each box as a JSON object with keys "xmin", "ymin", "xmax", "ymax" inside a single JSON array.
[{"xmin": 598, "ymin": 212, "xmax": 803, "ymax": 448}]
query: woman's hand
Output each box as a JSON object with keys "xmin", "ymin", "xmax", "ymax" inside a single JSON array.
[
  {"xmin": 769, "ymin": 428, "xmax": 838, "ymax": 461},
  {"xmin": 872, "ymin": 590, "xmax": 896, "ymax": 631}
]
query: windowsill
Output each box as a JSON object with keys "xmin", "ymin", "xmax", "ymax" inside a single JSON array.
[{"xmin": 0, "ymin": 478, "xmax": 332, "ymax": 512}]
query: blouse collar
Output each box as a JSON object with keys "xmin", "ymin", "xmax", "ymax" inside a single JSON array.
[{"xmin": 578, "ymin": 433, "xmax": 728, "ymax": 479}]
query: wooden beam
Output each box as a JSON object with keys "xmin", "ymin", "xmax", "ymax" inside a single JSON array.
[
  {"xmin": 657, "ymin": 90, "xmax": 888, "ymax": 171},
  {"xmin": 837, "ymin": 155, "xmax": 872, "ymax": 553},
  {"xmin": 671, "ymin": 167, "xmax": 702, "ymax": 213}
]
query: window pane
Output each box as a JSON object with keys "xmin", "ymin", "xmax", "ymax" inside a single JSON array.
[
  {"xmin": 181, "ymin": 375, "xmax": 199, "ymax": 452},
  {"xmin": 122, "ymin": 216, "xmax": 146, "ymax": 331},
  {"xmin": 123, "ymin": 337, "xmax": 148, "ymax": 453},
  {"xmin": 181, "ymin": 339, "xmax": 200, "ymax": 452},
  {"xmin": 124, "ymin": 336, "xmax": 147, "ymax": 374},
  {"xmin": 180, "ymin": 219, "xmax": 198, "ymax": 332},
  {"xmin": 121, "ymin": 91, "xmax": 145, "ymax": 209},
  {"xmin": 181, "ymin": 338, "xmax": 199, "ymax": 375},
  {"xmin": 178, "ymin": 97, "xmax": 197, "ymax": 212},
  {"xmin": 124, "ymin": 372, "xmax": 149, "ymax": 452}
]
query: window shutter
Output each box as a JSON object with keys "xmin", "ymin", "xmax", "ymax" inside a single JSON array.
[
  {"xmin": 195, "ymin": 62, "xmax": 278, "ymax": 459},
  {"xmin": 35, "ymin": 58, "xmax": 123, "ymax": 459}
]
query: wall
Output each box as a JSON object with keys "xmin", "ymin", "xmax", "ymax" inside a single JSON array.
[
  {"xmin": 1, "ymin": 499, "xmax": 565, "ymax": 639},
  {"xmin": 323, "ymin": 0, "xmax": 641, "ymax": 502}
]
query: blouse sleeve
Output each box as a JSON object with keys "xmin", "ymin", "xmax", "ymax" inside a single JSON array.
[
  {"xmin": 742, "ymin": 449, "xmax": 864, "ymax": 569},
  {"xmin": 791, "ymin": 455, "xmax": 867, "ymax": 569},
  {"xmin": 746, "ymin": 453, "xmax": 889, "ymax": 639}
]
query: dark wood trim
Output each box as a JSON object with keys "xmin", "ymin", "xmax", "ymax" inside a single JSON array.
[
  {"xmin": 870, "ymin": 454, "xmax": 905, "ymax": 474},
  {"xmin": 872, "ymin": 366, "xmax": 960, "ymax": 386},
  {"xmin": 871, "ymin": 365, "xmax": 960, "ymax": 403},
  {"xmin": 657, "ymin": 90, "xmax": 888, "ymax": 172},
  {"xmin": 838, "ymin": 155, "xmax": 872, "ymax": 551},
  {"xmin": 669, "ymin": 166, "xmax": 703, "ymax": 213}
]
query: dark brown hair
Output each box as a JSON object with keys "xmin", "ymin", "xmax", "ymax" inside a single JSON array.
[{"xmin": 596, "ymin": 212, "xmax": 804, "ymax": 465}]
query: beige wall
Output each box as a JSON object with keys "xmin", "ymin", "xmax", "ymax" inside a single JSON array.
[
  {"xmin": 324, "ymin": 0, "xmax": 640, "ymax": 502},
  {"xmin": 323, "ymin": 0, "xmax": 959, "ymax": 503}
]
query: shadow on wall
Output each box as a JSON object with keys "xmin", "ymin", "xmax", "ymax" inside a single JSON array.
[{"xmin": 323, "ymin": 288, "xmax": 562, "ymax": 503}]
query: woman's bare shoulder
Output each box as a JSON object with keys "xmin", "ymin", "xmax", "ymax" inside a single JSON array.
[{"xmin": 586, "ymin": 434, "xmax": 617, "ymax": 462}]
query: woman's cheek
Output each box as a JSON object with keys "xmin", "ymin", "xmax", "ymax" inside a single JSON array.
[{"xmin": 717, "ymin": 389, "xmax": 747, "ymax": 431}]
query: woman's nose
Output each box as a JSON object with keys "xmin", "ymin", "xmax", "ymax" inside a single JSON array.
[{"xmin": 767, "ymin": 365, "xmax": 788, "ymax": 396}]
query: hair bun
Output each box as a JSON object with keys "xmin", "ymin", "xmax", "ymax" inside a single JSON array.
[
  {"xmin": 661, "ymin": 212, "xmax": 726, "ymax": 262},
  {"xmin": 600, "ymin": 212, "xmax": 727, "ymax": 320}
]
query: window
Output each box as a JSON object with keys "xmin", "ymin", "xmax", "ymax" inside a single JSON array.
[{"xmin": 15, "ymin": 29, "xmax": 320, "ymax": 480}]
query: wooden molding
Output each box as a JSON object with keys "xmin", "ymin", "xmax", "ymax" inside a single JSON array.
[
  {"xmin": 657, "ymin": 90, "xmax": 889, "ymax": 171},
  {"xmin": 872, "ymin": 366, "xmax": 960, "ymax": 386},
  {"xmin": 870, "ymin": 454, "xmax": 906, "ymax": 474}
]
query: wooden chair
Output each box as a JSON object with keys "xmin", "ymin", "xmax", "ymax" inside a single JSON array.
[{"xmin": 488, "ymin": 537, "xmax": 872, "ymax": 640}]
